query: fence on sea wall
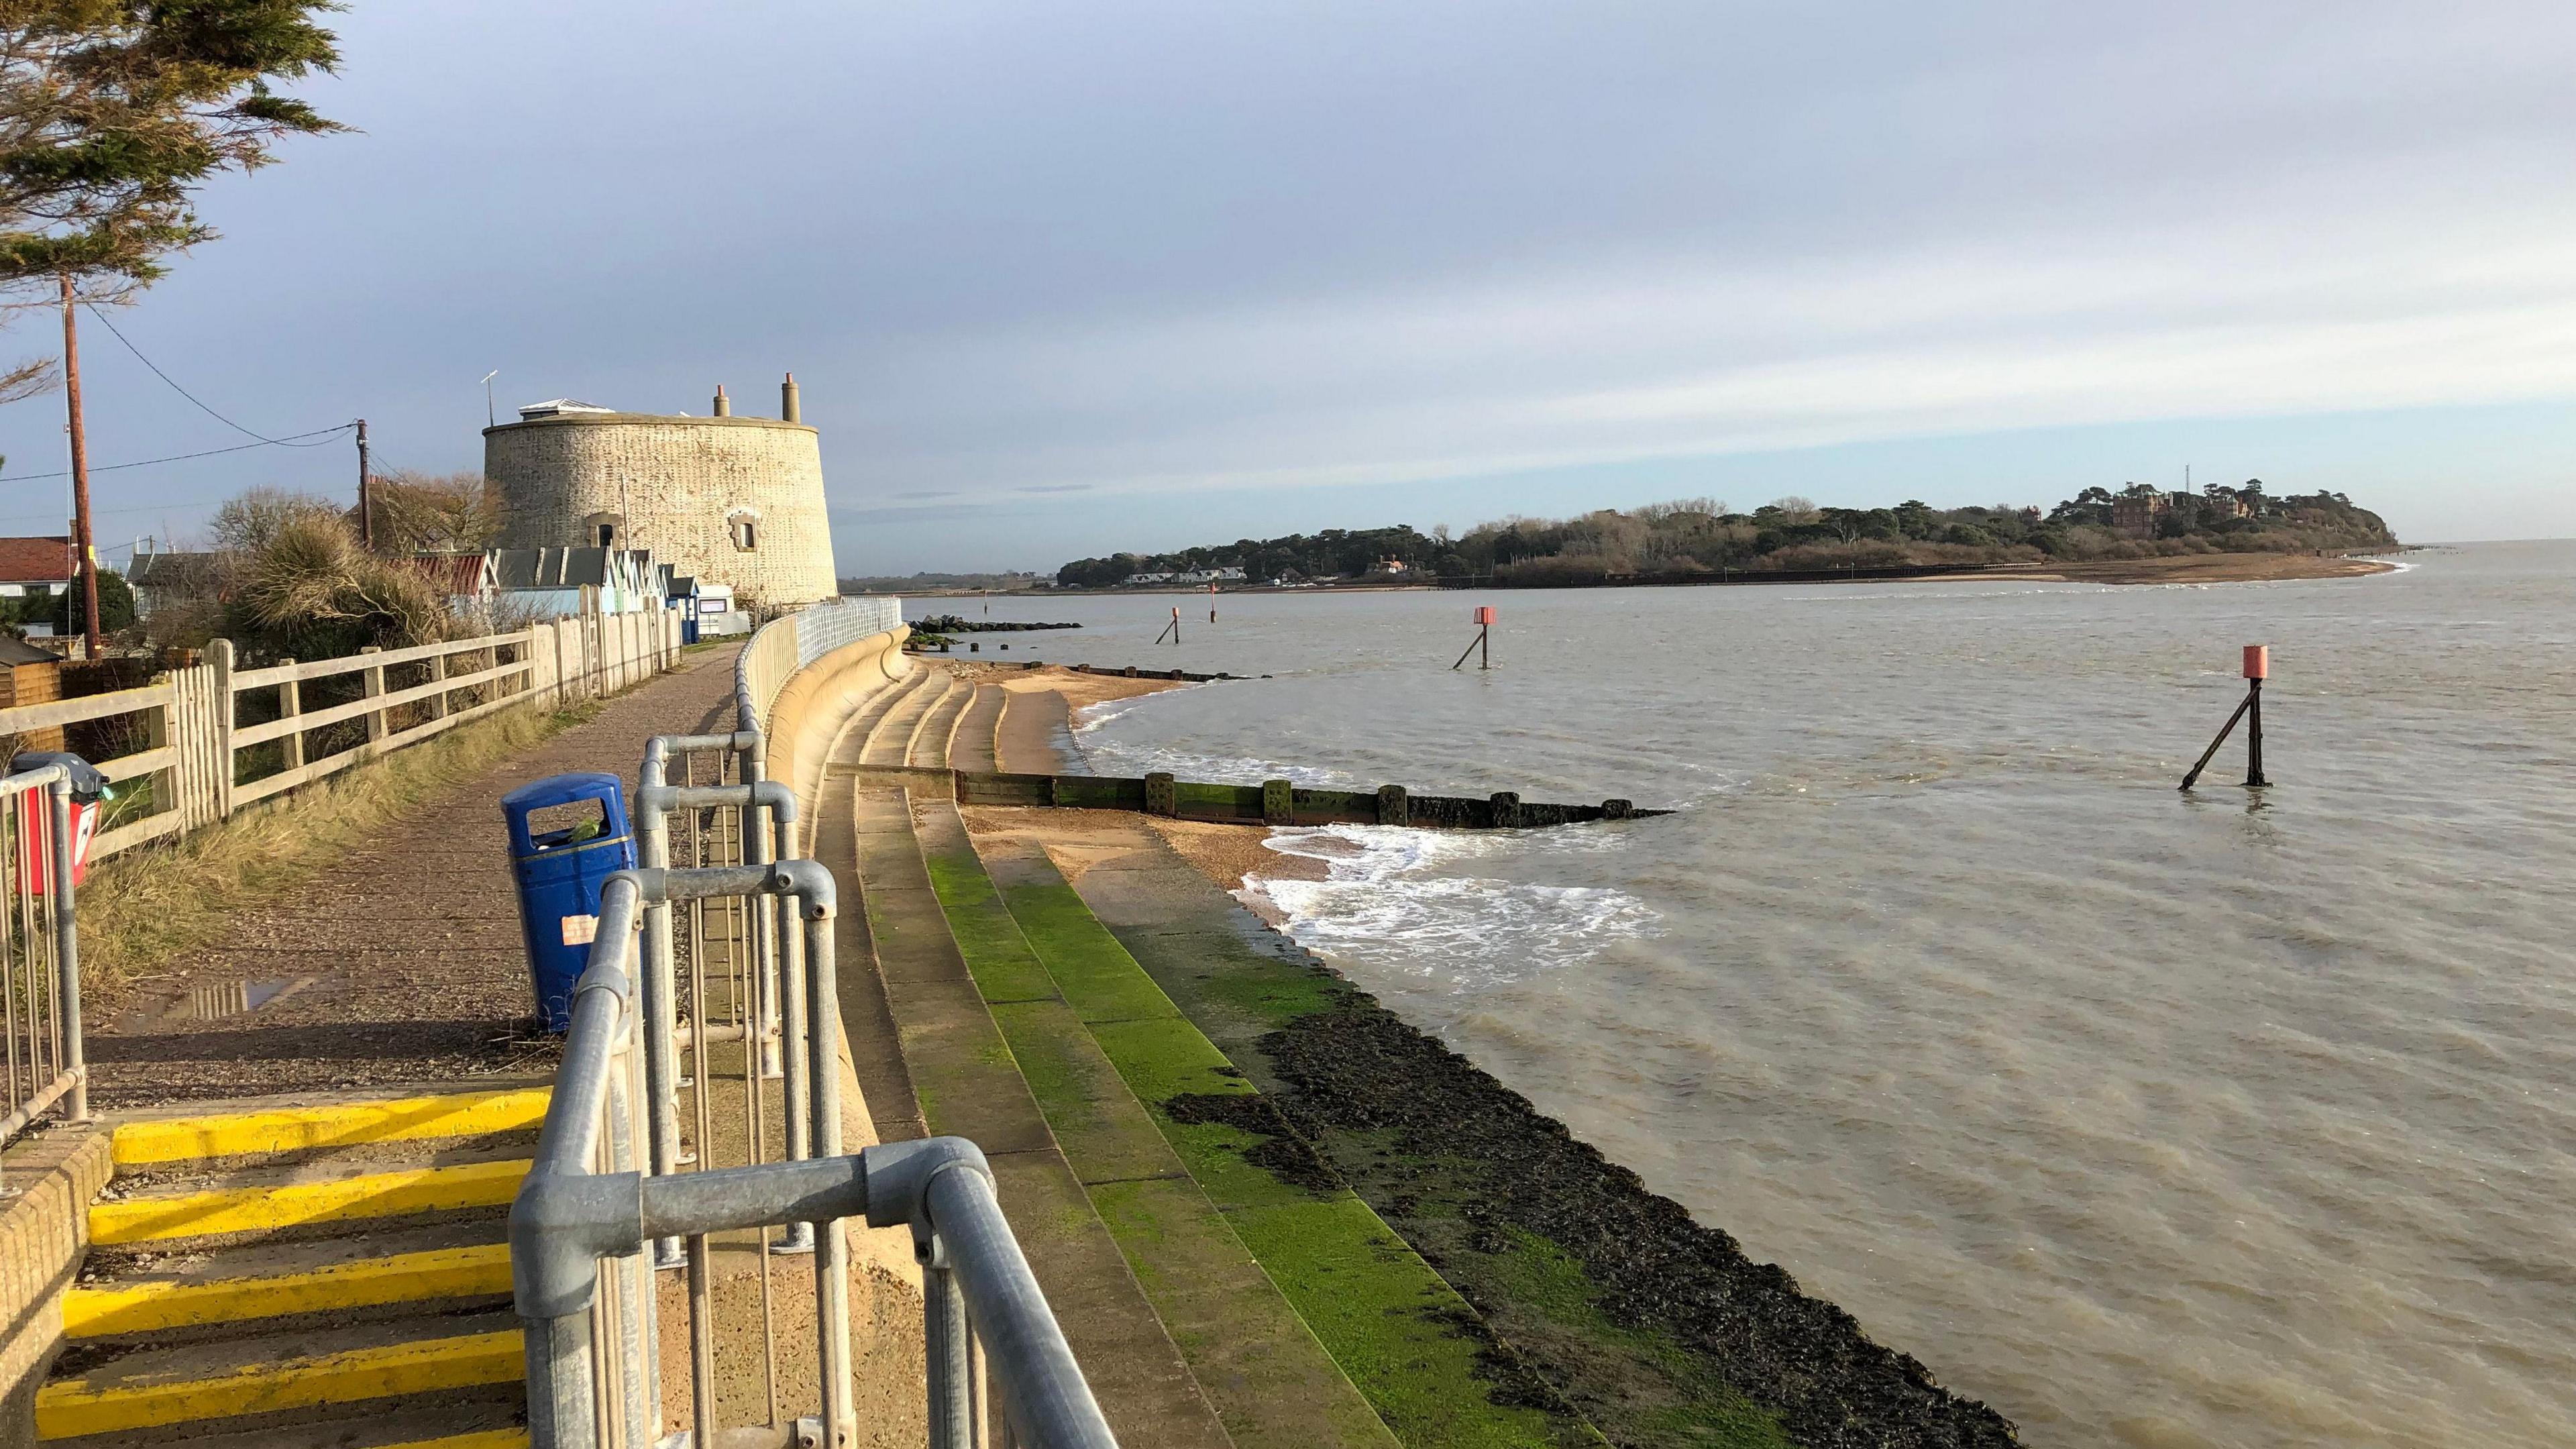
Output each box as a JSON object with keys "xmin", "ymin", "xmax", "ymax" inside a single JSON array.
[
  {"xmin": 0, "ymin": 610, "xmax": 682, "ymax": 869},
  {"xmin": 736, "ymin": 596, "xmax": 904, "ymax": 739}
]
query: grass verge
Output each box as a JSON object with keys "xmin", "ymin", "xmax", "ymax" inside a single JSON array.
[{"xmin": 76, "ymin": 696, "xmax": 602, "ymax": 1003}]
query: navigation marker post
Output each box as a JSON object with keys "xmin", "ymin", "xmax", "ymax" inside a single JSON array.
[
  {"xmin": 2180, "ymin": 644, "xmax": 2271, "ymax": 790},
  {"xmin": 1452, "ymin": 606, "xmax": 1496, "ymax": 670},
  {"xmin": 1157, "ymin": 606, "xmax": 1181, "ymax": 645}
]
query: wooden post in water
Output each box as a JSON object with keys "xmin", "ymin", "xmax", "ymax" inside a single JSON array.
[
  {"xmin": 2180, "ymin": 644, "xmax": 2270, "ymax": 790},
  {"xmin": 1156, "ymin": 606, "xmax": 1181, "ymax": 645},
  {"xmin": 1452, "ymin": 605, "xmax": 1497, "ymax": 670}
]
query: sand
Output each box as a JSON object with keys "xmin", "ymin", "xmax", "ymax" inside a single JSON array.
[
  {"xmin": 1930, "ymin": 552, "xmax": 2400, "ymax": 586},
  {"xmin": 946, "ymin": 660, "xmax": 1189, "ymax": 710}
]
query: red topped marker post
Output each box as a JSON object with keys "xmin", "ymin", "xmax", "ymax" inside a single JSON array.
[
  {"xmin": 2180, "ymin": 644, "xmax": 2271, "ymax": 790},
  {"xmin": 1454, "ymin": 606, "xmax": 1497, "ymax": 670}
]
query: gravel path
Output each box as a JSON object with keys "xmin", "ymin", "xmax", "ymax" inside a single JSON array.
[{"xmin": 86, "ymin": 645, "xmax": 743, "ymax": 1108}]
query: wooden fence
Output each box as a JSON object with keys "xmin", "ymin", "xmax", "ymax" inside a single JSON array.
[{"xmin": 0, "ymin": 610, "xmax": 682, "ymax": 866}]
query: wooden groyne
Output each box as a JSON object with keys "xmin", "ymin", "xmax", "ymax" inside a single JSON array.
[{"xmin": 954, "ymin": 768, "xmax": 1665, "ymax": 827}]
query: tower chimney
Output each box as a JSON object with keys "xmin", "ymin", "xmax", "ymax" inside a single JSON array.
[
  {"xmin": 781, "ymin": 372, "xmax": 800, "ymax": 424},
  {"xmin": 712, "ymin": 384, "xmax": 731, "ymax": 417}
]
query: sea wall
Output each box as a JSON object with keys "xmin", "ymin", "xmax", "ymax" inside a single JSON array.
[{"xmin": 763, "ymin": 624, "xmax": 913, "ymax": 820}]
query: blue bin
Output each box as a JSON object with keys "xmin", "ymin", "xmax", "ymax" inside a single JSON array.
[{"xmin": 500, "ymin": 771, "xmax": 637, "ymax": 1032}]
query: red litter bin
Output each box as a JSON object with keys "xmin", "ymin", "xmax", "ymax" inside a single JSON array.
[{"xmin": 10, "ymin": 751, "xmax": 107, "ymax": 892}]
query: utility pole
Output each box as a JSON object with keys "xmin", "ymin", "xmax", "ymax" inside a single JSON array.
[
  {"xmin": 355, "ymin": 418, "xmax": 372, "ymax": 549},
  {"xmin": 58, "ymin": 275, "xmax": 101, "ymax": 657}
]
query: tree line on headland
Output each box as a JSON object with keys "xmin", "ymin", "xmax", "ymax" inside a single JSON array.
[{"xmin": 1053, "ymin": 482, "xmax": 2398, "ymax": 587}]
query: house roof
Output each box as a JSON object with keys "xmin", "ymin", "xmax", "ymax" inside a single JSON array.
[
  {"xmin": 0, "ymin": 536, "xmax": 74, "ymax": 584},
  {"xmin": 0, "ymin": 635, "xmax": 55, "ymax": 665},
  {"xmin": 128, "ymin": 551, "xmax": 225, "ymax": 587},
  {"xmin": 400, "ymin": 552, "xmax": 493, "ymax": 594},
  {"xmin": 492, "ymin": 547, "xmax": 660, "ymax": 592}
]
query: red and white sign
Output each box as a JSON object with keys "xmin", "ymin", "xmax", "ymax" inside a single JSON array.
[
  {"xmin": 15, "ymin": 791, "xmax": 98, "ymax": 896},
  {"xmin": 1473, "ymin": 606, "xmax": 1498, "ymax": 625}
]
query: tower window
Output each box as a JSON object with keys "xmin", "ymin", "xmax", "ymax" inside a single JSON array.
[
  {"xmin": 582, "ymin": 511, "xmax": 626, "ymax": 550},
  {"xmin": 729, "ymin": 510, "xmax": 760, "ymax": 551}
]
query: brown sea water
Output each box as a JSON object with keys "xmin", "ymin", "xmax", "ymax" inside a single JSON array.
[{"xmin": 959, "ymin": 541, "xmax": 2573, "ymax": 1447}]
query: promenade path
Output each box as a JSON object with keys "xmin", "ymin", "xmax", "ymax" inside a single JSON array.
[{"xmin": 85, "ymin": 643, "xmax": 743, "ymax": 1109}]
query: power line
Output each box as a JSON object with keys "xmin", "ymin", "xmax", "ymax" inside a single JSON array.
[
  {"xmin": 0, "ymin": 494, "xmax": 244, "ymax": 525},
  {"xmin": 80, "ymin": 303, "xmax": 347, "ymax": 447},
  {"xmin": 4, "ymin": 425, "xmax": 354, "ymax": 482}
]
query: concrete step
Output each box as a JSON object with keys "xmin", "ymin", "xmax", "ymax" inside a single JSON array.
[
  {"xmin": 89, "ymin": 1149, "xmax": 529, "ymax": 1248},
  {"xmin": 913, "ymin": 801, "xmax": 1399, "ymax": 1449},
  {"xmin": 107, "ymin": 1089, "xmax": 551, "ymax": 1170},
  {"xmin": 68, "ymin": 1218, "xmax": 513, "ymax": 1338},
  {"xmin": 950, "ymin": 684, "xmax": 1004, "ymax": 773},
  {"xmin": 908, "ymin": 673, "xmax": 973, "ymax": 769},
  {"xmin": 961, "ymin": 816, "xmax": 1605, "ymax": 1449},
  {"xmin": 36, "ymin": 1311, "xmax": 522, "ymax": 1442},
  {"xmin": 862, "ymin": 669, "xmax": 949, "ymax": 766},
  {"xmin": 828, "ymin": 665, "xmax": 932, "ymax": 766},
  {"xmin": 843, "ymin": 784, "xmax": 1232, "ymax": 1449}
]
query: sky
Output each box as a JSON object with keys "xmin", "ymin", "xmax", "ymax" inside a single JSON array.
[{"xmin": 1, "ymin": 1, "xmax": 2571, "ymax": 576}]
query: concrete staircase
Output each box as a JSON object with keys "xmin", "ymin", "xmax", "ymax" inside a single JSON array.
[
  {"xmin": 35, "ymin": 1088, "xmax": 549, "ymax": 1448},
  {"xmin": 817, "ymin": 661, "xmax": 1601, "ymax": 1449}
]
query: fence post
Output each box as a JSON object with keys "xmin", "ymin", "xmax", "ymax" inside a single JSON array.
[
  {"xmin": 207, "ymin": 639, "xmax": 235, "ymax": 820},
  {"xmin": 551, "ymin": 620, "xmax": 572, "ymax": 706},
  {"xmin": 360, "ymin": 645, "xmax": 388, "ymax": 753},
  {"xmin": 276, "ymin": 657, "xmax": 304, "ymax": 772},
  {"xmin": 426, "ymin": 647, "xmax": 449, "ymax": 724}
]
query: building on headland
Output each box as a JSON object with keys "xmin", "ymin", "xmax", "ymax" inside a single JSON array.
[
  {"xmin": 2110, "ymin": 486, "xmax": 2171, "ymax": 537},
  {"xmin": 483, "ymin": 376, "xmax": 837, "ymax": 611}
]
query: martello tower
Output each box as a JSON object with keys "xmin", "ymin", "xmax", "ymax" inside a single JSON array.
[{"xmin": 484, "ymin": 374, "xmax": 838, "ymax": 608}]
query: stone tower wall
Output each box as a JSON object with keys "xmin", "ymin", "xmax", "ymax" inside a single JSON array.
[{"xmin": 484, "ymin": 414, "xmax": 839, "ymax": 607}]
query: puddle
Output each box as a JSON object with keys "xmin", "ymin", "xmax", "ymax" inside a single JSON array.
[{"xmin": 162, "ymin": 977, "xmax": 313, "ymax": 1022}]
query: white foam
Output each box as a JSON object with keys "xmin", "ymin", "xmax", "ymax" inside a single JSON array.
[{"xmin": 1240, "ymin": 824, "xmax": 1661, "ymax": 991}]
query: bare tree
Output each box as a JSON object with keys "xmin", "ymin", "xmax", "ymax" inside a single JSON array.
[
  {"xmin": 370, "ymin": 470, "xmax": 499, "ymax": 554},
  {"xmin": 210, "ymin": 486, "xmax": 341, "ymax": 551}
]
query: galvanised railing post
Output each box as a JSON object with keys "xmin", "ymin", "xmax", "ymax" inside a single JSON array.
[
  {"xmin": 514, "ymin": 874, "xmax": 645, "ymax": 1449},
  {"xmin": 927, "ymin": 1234, "xmax": 974, "ymax": 1449},
  {"xmin": 46, "ymin": 777, "xmax": 85, "ymax": 1122}
]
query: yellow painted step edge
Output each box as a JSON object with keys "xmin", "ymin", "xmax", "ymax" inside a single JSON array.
[
  {"xmin": 64, "ymin": 1242, "xmax": 515, "ymax": 1338},
  {"xmin": 89, "ymin": 1159, "xmax": 531, "ymax": 1246},
  {"xmin": 36, "ymin": 1328, "xmax": 523, "ymax": 1439},
  {"xmin": 113, "ymin": 1087, "xmax": 553, "ymax": 1165},
  {"xmin": 382, "ymin": 1433, "xmax": 529, "ymax": 1449}
]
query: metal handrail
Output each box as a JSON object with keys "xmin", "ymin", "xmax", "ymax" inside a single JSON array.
[
  {"xmin": 0, "ymin": 764, "xmax": 89, "ymax": 1153},
  {"xmin": 513, "ymin": 863, "xmax": 1116, "ymax": 1449}
]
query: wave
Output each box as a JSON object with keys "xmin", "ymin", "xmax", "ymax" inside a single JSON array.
[{"xmin": 1240, "ymin": 824, "xmax": 1662, "ymax": 991}]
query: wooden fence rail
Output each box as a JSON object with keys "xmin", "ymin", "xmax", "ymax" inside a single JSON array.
[{"xmin": 0, "ymin": 609, "xmax": 681, "ymax": 867}]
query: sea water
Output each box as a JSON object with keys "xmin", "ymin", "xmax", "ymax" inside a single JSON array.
[{"xmin": 953, "ymin": 542, "xmax": 2576, "ymax": 1448}]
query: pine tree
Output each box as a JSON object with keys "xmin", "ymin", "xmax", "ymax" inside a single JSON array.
[{"xmin": 0, "ymin": 0, "xmax": 343, "ymax": 396}]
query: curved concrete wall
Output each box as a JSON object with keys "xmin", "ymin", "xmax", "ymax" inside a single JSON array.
[{"xmin": 763, "ymin": 625, "xmax": 914, "ymax": 824}]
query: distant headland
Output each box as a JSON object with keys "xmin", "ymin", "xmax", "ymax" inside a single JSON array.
[{"xmin": 1040, "ymin": 483, "xmax": 2400, "ymax": 591}]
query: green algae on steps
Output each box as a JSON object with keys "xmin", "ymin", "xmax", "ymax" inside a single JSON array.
[
  {"xmin": 1036, "ymin": 826, "xmax": 1839, "ymax": 1449},
  {"xmin": 913, "ymin": 816, "xmax": 1403, "ymax": 1449},
  {"xmin": 953, "ymin": 840, "xmax": 1601, "ymax": 1449}
]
